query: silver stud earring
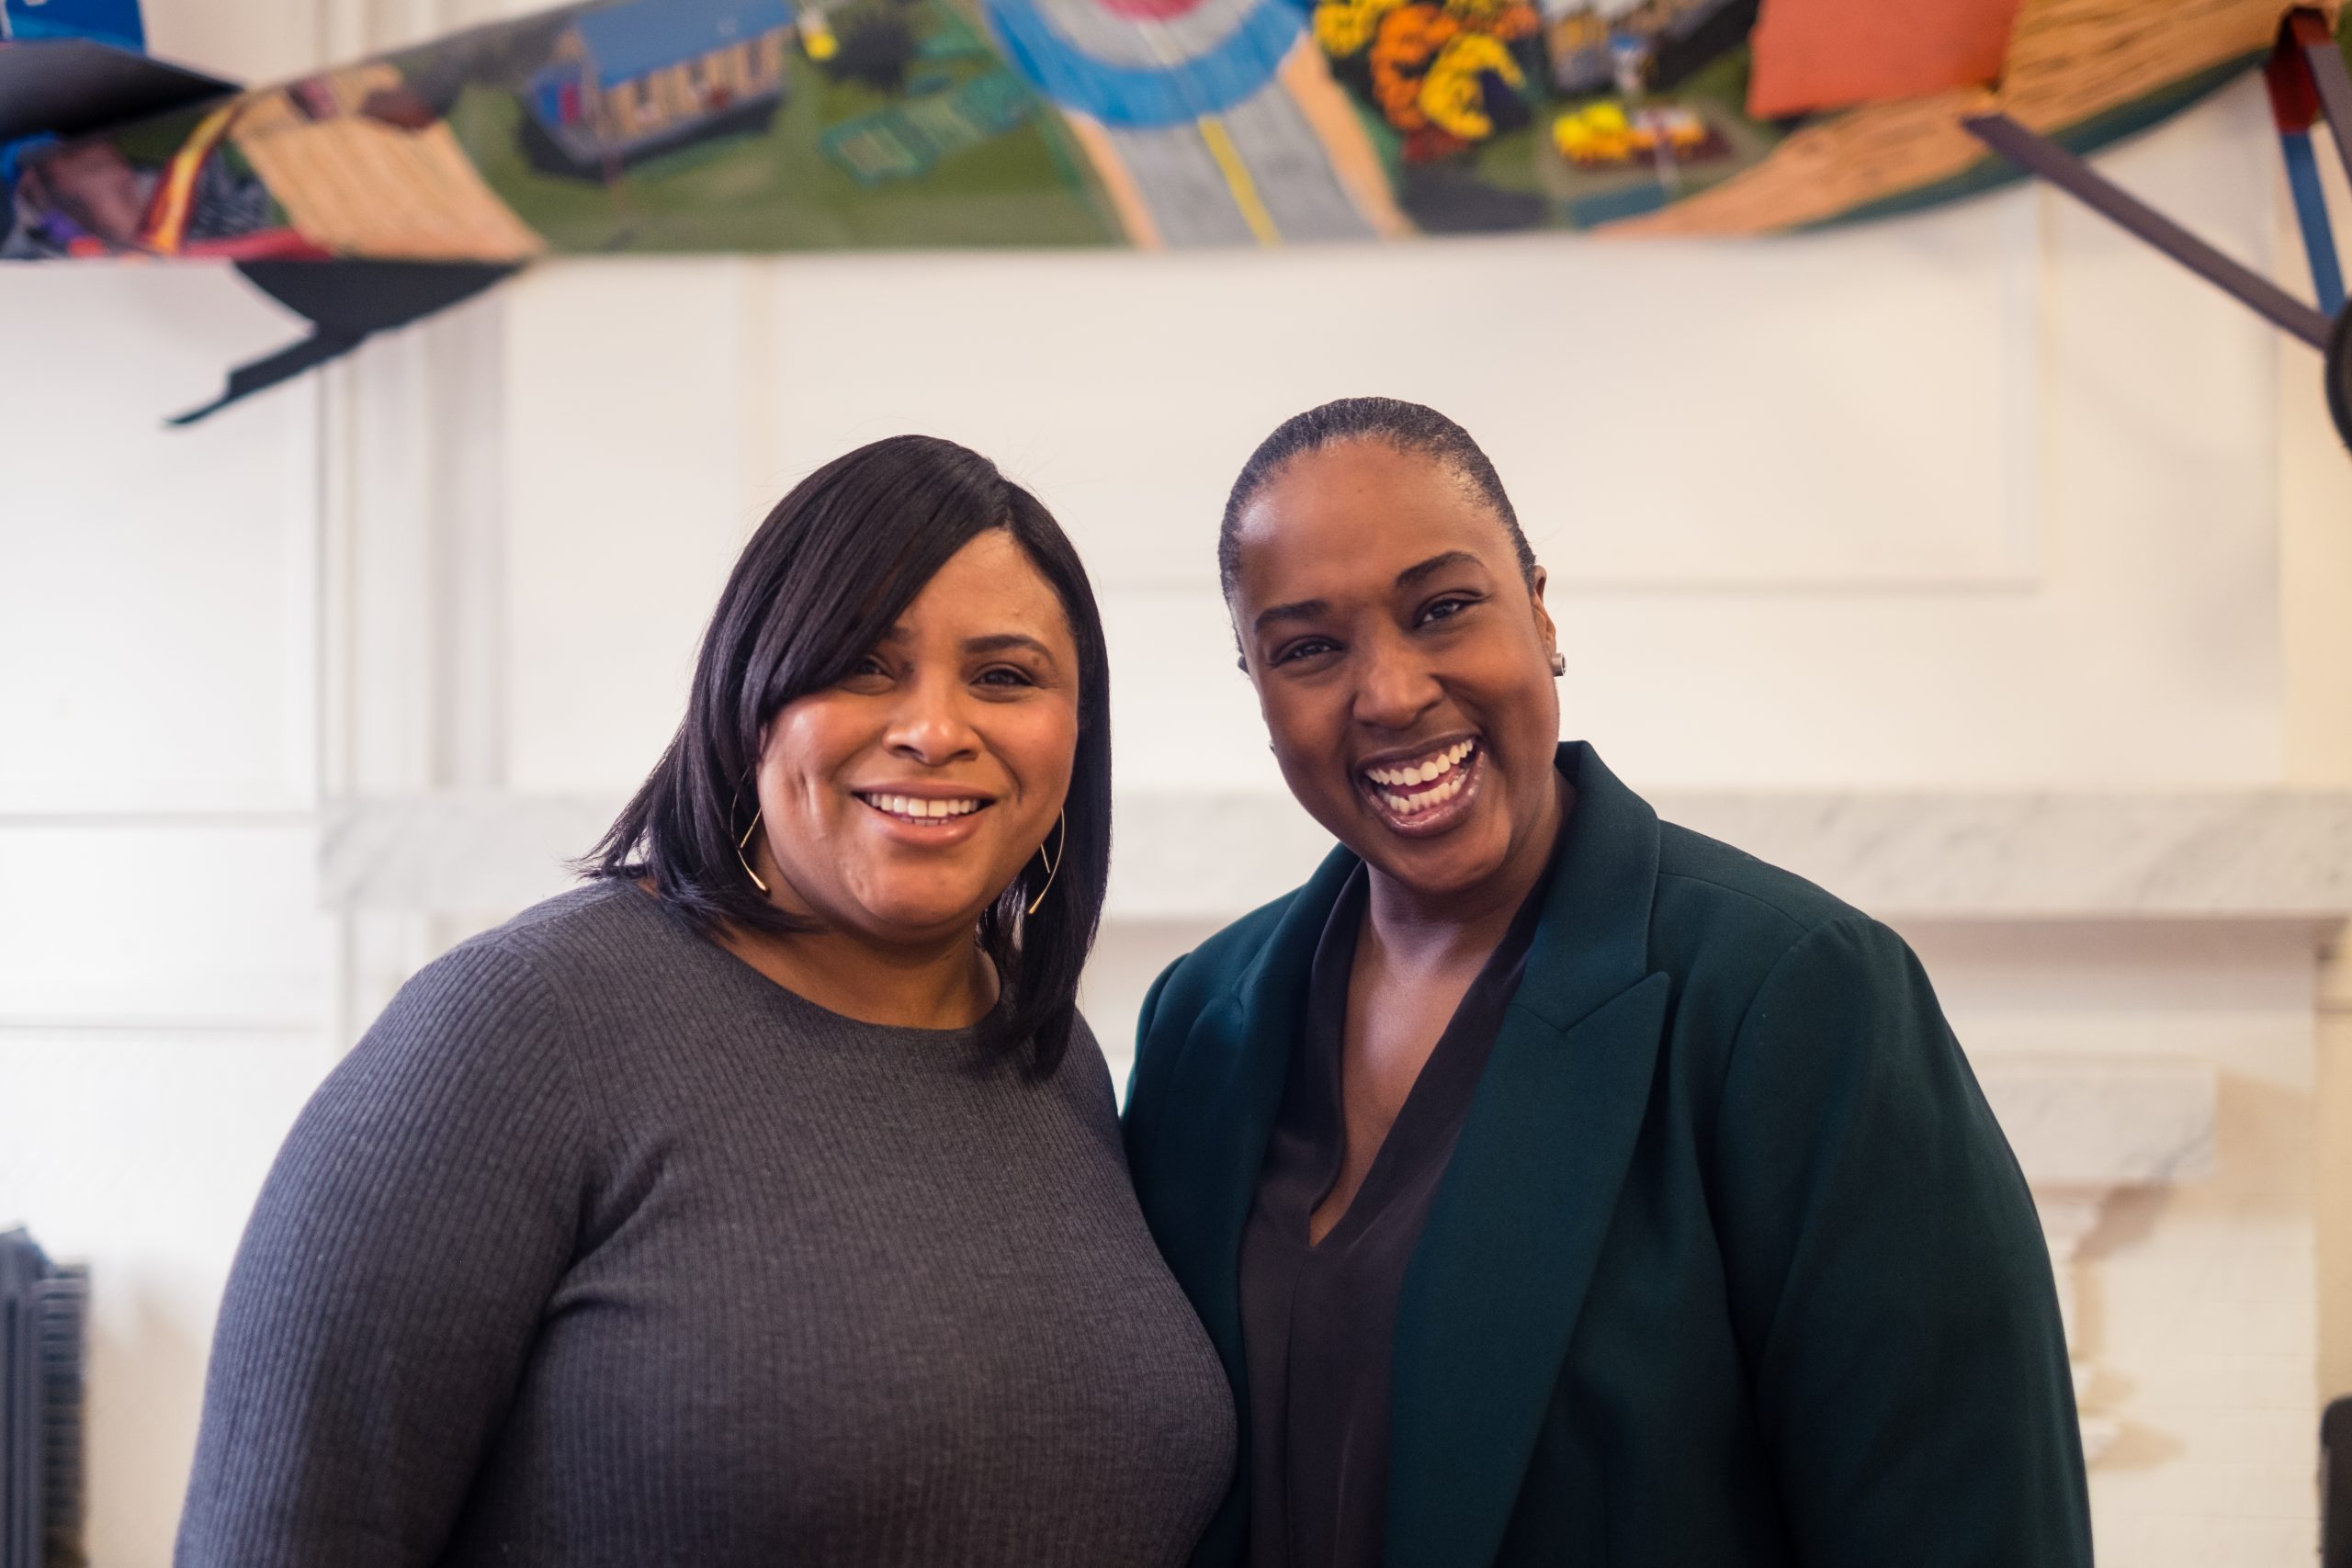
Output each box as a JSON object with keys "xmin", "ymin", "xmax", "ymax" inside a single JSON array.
[{"xmin": 1549, "ymin": 652, "xmax": 1566, "ymax": 677}]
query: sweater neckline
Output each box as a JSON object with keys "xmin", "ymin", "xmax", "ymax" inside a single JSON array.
[{"xmin": 595, "ymin": 878, "xmax": 1004, "ymax": 1048}]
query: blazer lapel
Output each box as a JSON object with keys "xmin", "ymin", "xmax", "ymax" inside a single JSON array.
[
  {"xmin": 1385, "ymin": 743, "xmax": 1671, "ymax": 1568},
  {"xmin": 1134, "ymin": 847, "xmax": 1359, "ymax": 1568}
]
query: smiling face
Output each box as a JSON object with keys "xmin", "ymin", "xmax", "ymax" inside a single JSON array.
[
  {"xmin": 750, "ymin": 529, "xmax": 1080, "ymax": 946},
  {"xmin": 1229, "ymin": 439, "xmax": 1564, "ymax": 904}
]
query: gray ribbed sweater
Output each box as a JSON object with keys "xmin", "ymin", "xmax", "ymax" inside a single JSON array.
[{"xmin": 175, "ymin": 881, "xmax": 1235, "ymax": 1567}]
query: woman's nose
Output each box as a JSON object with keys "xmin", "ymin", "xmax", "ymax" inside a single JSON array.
[
  {"xmin": 884, "ymin": 675, "xmax": 981, "ymax": 763},
  {"xmin": 1350, "ymin": 637, "xmax": 1442, "ymax": 732}
]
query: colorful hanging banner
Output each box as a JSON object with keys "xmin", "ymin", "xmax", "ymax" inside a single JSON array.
[{"xmin": 0, "ymin": 0, "xmax": 2338, "ymax": 264}]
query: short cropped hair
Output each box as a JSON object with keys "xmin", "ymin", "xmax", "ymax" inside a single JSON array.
[{"xmin": 1217, "ymin": 396, "xmax": 1536, "ymax": 603}]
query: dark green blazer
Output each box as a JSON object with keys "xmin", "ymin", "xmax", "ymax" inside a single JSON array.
[{"xmin": 1124, "ymin": 743, "xmax": 2091, "ymax": 1568}]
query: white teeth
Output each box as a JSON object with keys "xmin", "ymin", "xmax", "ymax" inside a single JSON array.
[
  {"xmin": 1378, "ymin": 770, "xmax": 1467, "ymax": 818},
  {"xmin": 1364, "ymin": 740, "xmax": 1478, "ymax": 788},
  {"xmin": 867, "ymin": 794, "xmax": 981, "ymax": 819}
]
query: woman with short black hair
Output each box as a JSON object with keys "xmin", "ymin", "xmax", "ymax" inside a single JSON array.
[
  {"xmin": 1126, "ymin": 397, "xmax": 2091, "ymax": 1568},
  {"xmin": 178, "ymin": 434, "xmax": 1235, "ymax": 1568}
]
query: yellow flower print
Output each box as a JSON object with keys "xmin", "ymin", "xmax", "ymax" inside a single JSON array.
[
  {"xmin": 1554, "ymin": 99, "xmax": 1634, "ymax": 164},
  {"xmin": 1370, "ymin": 2, "xmax": 1456, "ymax": 130},
  {"xmin": 1315, "ymin": 0, "xmax": 1409, "ymax": 60},
  {"xmin": 1419, "ymin": 31, "xmax": 1521, "ymax": 142}
]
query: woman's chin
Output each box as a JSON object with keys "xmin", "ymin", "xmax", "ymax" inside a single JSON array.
[
  {"xmin": 1371, "ymin": 837, "xmax": 1514, "ymax": 902},
  {"xmin": 1323, "ymin": 797, "xmax": 1513, "ymax": 901},
  {"xmin": 838, "ymin": 876, "xmax": 1006, "ymax": 943}
]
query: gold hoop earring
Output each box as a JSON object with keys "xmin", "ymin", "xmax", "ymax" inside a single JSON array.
[
  {"xmin": 1025, "ymin": 811, "xmax": 1068, "ymax": 918},
  {"xmin": 734, "ymin": 798, "xmax": 770, "ymax": 897}
]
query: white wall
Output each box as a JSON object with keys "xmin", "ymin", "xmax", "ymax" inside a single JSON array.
[
  {"xmin": 0, "ymin": 263, "xmax": 334, "ymax": 1563},
  {"xmin": 502, "ymin": 92, "xmax": 2296, "ymax": 800},
  {"xmin": 4, "ymin": 3, "xmax": 2349, "ymax": 1558},
  {"xmin": 2, "ymin": 14, "xmax": 418, "ymax": 1563}
]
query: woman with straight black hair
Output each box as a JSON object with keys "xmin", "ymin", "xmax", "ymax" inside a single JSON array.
[
  {"xmin": 1125, "ymin": 398, "xmax": 2090, "ymax": 1568},
  {"xmin": 177, "ymin": 434, "xmax": 1235, "ymax": 1568}
]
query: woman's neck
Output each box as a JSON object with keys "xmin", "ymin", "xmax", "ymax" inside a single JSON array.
[
  {"xmin": 1363, "ymin": 772, "xmax": 1569, "ymax": 975},
  {"xmin": 714, "ymin": 908, "xmax": 1000, "ymax": 1031}
]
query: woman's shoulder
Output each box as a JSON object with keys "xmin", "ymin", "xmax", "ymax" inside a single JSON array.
[
  {"xmin": 475, "ymin": 876, "xmax": 671, "ymax": 964},
  {"xmin": 279, "ymin": 896, "xmax": 623, "ymax": 1182},
  {"xmin": 1137, "ymin": 883, "xmax": 1308, "ymax": 1032},
  {"xmin": 1648, "ymin": 819, "xmax": 1893, "ymax": 976},
  {"xmin": 356, "ymin": 881, "xmax": 668, "ymax": 1077},
  {"xmin": 1645, "ymin": 821, "xmax": 1951, "ymax": 1074},
  {"xmin": 433, "ymin": 877, "xmax": 699, "ymax": 1000}
]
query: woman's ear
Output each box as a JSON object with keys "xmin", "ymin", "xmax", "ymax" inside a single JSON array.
[{"xmin": 1529, "ymin": 565, "xmax": 1558, "ymax": 656}]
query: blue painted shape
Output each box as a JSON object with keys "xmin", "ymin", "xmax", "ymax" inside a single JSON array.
[
  {"xmin": 573, "ymin": 0, "xmax": 794, "ymax": 88},
  {"xmin": 983, "ymin": 0, "xmax": 1298, "ymax": 128},
  {"xmin": 2281, "ymin": 130, "xmax": 2346, "ymax": 316},
  {"xmin": 1, "ymin": 0, "xmax": 145, "ymax": 50}
]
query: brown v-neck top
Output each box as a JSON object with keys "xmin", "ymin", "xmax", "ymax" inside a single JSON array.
[{"xmin": 1236, "ymin": 810, "xmax": 1567, "ymax": 1568}]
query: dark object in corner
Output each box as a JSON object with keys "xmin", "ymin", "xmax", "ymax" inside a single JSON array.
[
  {"xmin": 1, "ymin": 1228, "xmax": 85, "ymax": 1568},
  {"xmin": 1646, "ymin": 0, "xmax": 1759, "ymax": 93},
  {"xmin": 2329, "ymin": 304, "xmax": 2352, "ymax": 456},
  {"xmin": 0, "ymin": 37, "xmax": 235, "ymax": 144},
  {"xmin": 172, "ymin": 260, "xmax": 520, "ymax": 425},
  {"xmin": 2327, "ymin": 1397, "xmax": 2352, "ymax": 1568},
  {"xmin": 1964, "ymin": 7, "xmax": 2352, "ymax": 458}
]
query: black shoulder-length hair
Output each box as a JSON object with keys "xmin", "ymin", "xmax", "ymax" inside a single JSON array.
[{"xmin": 584, "ymin": 434, "xmax": 1112, "ymax": 1077}]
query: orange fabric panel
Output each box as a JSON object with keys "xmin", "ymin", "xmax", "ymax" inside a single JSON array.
[{"xmin": 1747, "ymin": 0, "xmax": 2025, "ymax": 119}]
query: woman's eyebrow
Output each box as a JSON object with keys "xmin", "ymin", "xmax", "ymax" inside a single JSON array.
[
  {"xmin": 1394, "ymin": 549, "xmax": 1482, "ymax": 590},
  {"xmin": 1250, "ymin": 551, "xmax": 1484, "ymax": 635},
  {"xmin": 1252, "ymin": 598, "xmax": 1329, "ymax": 636},
  {"xmin": 964, "ymin": 633, "xmax": 1057, "ymax": 662}
]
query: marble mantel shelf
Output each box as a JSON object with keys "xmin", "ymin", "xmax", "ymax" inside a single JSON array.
[{"xmin": 320, "ymin": 789, "xmax": 2352, "ymax": 921}]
